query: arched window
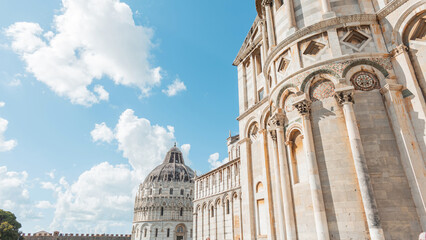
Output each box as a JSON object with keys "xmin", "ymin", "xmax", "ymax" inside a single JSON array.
[
  {"xmin": 180, "ymin": 189, "xmax": 184, "ymax": 195},
  {"xmin": 144, "ymin": 228, "xmax": 147, "ymax": 237},
  {"xmin": 149, "ymin": 188, "xmax": 153, "ymax": 195},
  {"xmin": 180, "ymin": 207, "xmax": 183, "ymax": 216},
  {"xmin": 161, "ymin": 207, "xmax": 164, "ymax": 216},
  {"xmin": 226, "ymin": 199, "xmax": 230, "ymax": 214},
  {"xmin": 170, "ymin": 188, "xmax": 173, "ymax": 195},
  {"xmin": 159, "ymin": 188, "xmax": 162, "ymax": 194},
  {"xmin": 211, "ymin": 206, "xmax": 214, "ymax": 217},
  {"xmin": 167, "ymin": 228, "xmax": 170, "ymax": 237},
  {"xmin": 190, "ymin": 189, "xmax": 192, "ymax": 195},
  {"xmin": 255, "ymin": 181, "xmax": 267, "ymax": 236}
]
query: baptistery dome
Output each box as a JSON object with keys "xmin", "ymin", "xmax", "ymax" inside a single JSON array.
[
  {"xmin": 132, "ymin": 145, "xmax": 195, "ymax": 240},
  {"xmin": 144, "ymin": 146, "xmax": 195, "ymax": 184}
]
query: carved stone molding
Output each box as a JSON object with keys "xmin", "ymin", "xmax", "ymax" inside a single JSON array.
[
  {"xmin": 377, "ymin": 0, "xmax": 409, "ymax": 20},
  {"xmin": 390, "ymin": 44, "xmax": 408, "ymax": 58},
  {"xmin": 335, "ymin": 86, "xmax": 355, "ymax": 105},
  {"xmin": 260, "ymin": 14, "xmax": 378, "ymax": 69},
  {"xmin": 380, "ymin": 83, "xmax": 404, "ymax": 95}
]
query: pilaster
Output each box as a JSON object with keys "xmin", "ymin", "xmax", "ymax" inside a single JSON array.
[{"xmin": 380, "ymin": 83, "xmax": 426, "ymax": 229}]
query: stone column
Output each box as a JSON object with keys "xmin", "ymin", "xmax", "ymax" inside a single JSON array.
[
  {"xmin": 260, "ymin": 129, "xmax": 277, "ymax": 240},
  {"xmin": 293, "ymin": 95, "xmax": 330, "ymax": 240},
  {"xmin": 262, "ymin": 0, "xmax": 276, "ymax": 48},
  {"xmin": 250, "ymin": 54, "xmax": 259, "ymax": 103},
  {"xmin": 319, "ymin": 0, "xmax": 335, "ymax": 18},
  {"xmin": 223, "ymin": 200, "xmax": 226, "ymax": 240},
  {"xmin": 260, "ymin": 20, "xmax": 269, "ymax": 54},
  {"xmin": 231, "ymin": 198, "xmax": 235, "ymax": 239},
  {"xmin": 239, "ymin": 194, "xmax": 244, "ymax": 240},
  {"xmin": 215, "ymin": 205, "xmax": 218, "ymax": 240},
  {"xmin": 239, "ymin": 138, "xmax": 257, "ymax": 239},
  {"xmin": 380, "ymin": 83, "xmax": 426, "ymax": 229},
  {"xmin": 335, "ymin": 87, "xmax": 385, "ymax": 240},
  {"xmin": 193, "ymin": 212, "xmax": 198, "ymax": 240},
  {"xmin": 269, "ymin": 112, "xmax": 297, "ymax": 240},
  {"xmin": 269, "ymin": 129, "xmax": 286, "ymax": 240},
  {"xmin": 242, "ymin": 63, "xmax": 248, "ymax": 111},
  {"xmin": 284, "ymin": 0, "xmax": 297, "ymax": 32}
]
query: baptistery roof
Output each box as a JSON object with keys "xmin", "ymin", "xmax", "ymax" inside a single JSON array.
[{"xmin": 143, "ymin": 145, "xmax": 195, "ymax": 184}]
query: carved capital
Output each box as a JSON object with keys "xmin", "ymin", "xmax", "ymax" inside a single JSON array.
[
  {"xmin": 293, "ymin": 99, "xmax": 311, "ymax": 116},
  {"xmin": 268, "ymin": 112, "xmax": 286, "ymax": 129},
  {"xmin": 390, "ymin": 44, "xmax": 408, "ymax": 58},
  {"xmin": 262, "ymin": 0, "xmax": 273, "ymax": 7},
  {"xmin": 335, "ymin": 86, "xmax": 355, "ymax": 105}
]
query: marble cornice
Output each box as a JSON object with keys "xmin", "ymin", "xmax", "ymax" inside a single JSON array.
[
  {"xmin": 236, "ymin": 97, "xmax": 268, "ymax": 121},
  {"xmin": 261, "ymin": 14, "xmax": 378, "ymax": 71},
  {"xmin": 194, "ymin": 158, "xmax": 241, "ymax": 180},
  {"xmin": 377, "ymin": 0, "xmax": 408, "ymax": 20}
]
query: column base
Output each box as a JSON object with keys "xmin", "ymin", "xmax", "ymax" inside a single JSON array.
[{"xmin": 322, "ymin": 11, "xmax": 336, "ymax": 19}]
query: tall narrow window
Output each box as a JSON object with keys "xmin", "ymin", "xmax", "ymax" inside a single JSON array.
[
  {"xmin": 258, "ymin": 88, "xmax": 264, "ymax": 101},
  {"xmin": 167, "ymin": 228, "xmax": 170, "ymax": 237},
  {"xmin": 180, "ymin": 207, "xmax": 183, "ymax": 216},
  {"xmin": 155, "ymin": 228, "xmax": 158, "ymax": 237},
  {"xmin": 159, "ymin": 188, "xmax": 162, "ymax": 194},
  {"xmin": 180, "ymin": 189, "xmax": 184, "ymax": 195},
  {"xmin": 144, "ymin": 229, "xmax": 147, "ymax": 237},
  {"xmin": 211, "ymin": 206, "xmax": 214, "ymax": 217},
  {"xmin": 226, "ymin": 199, "xmax": 230, "ymax": 214},
  {"xmin": 150, "ymin": 189, "xmax": 152, "ymax": 195},
  {"xmin": 161, "ymin": 207, "xmax": 164, "ymax": 216},
  {"xmin": 170, "ymin": 188, "xmax": 173, "ymax": 195}
]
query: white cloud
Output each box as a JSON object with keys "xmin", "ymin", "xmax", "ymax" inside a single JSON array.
[
  {"xmin": 162, "ymin": 79, "xmax": 186, "ymax": 96},
  {"xmin": 45, "ymin": 109, "xmax": 192, "ymax": 232},
  {"xmin": 94, "ymin": 85, "xmax": 109, "ymax": 101},
  {"xmin": 91, "ymin": 122, "xmax": 114, "ymax": 143},
  {"xmin": 92, "ymin": 109, "xmax": 189, "ymax": 176},
  {"xmin": 49, "ymin": 162, "xmax": 138, "ymax": 233},
  {"xmin": 0, "ymin": 102, "xmax": 4, "ymax": 107},
  {"xmin": 208, "ymin": 153, "xmax": 229, "ymax": 169},
  {"xmin": 114, "ymin": 109, "xmax": 179, "ymax": 176},
  {"xmin": 46, "ymin": 170, "xmax": 56, "ymax": 179},
  {"xmin": 0, "ymin": 118, "xmax": 17, "ymax": 152},
  {"xmin": 6, "ymin": 0, "xmax": 161, "ymax": 106},
  {"xmin": 35, "ymin": 201, "xmax": 54, "ymax": 209},
  {"xmin": 0, "ymin": 166, "xmax": 41, "ymax": 220}
]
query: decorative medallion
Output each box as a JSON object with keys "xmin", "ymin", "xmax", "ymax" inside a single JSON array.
[
  {"xmin": 309, "ymin": 80, "xmax": 335, "ymax": 102},
  {"xmin": 351, "ymin": 71, "xmax": 379, "ymax": 91}
]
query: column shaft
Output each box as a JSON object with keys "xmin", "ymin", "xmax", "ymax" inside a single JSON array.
[
  {"xmin": 250, "ymin": 55, "xmax": 258, "ymax": 104},
  {"xmin": 261, "ymin": 130, "xmax": 277, "ymax": 239},
  {"xmin": 270, "ymin": 131, "xmax": 287, "ymax": 240},
  {"xmin": 264, "ymin": 4, "xmax": 276, "ymax": 48},
  {"xmin": 301, "ymin": 114, "xmax": 330, "ymax": 240},
  {"xmin": 339, "ymin": 94, "xmax": 385, "ymax": 239},
  {"xmin": 284, "ymin": 0, "xmax": 296, "ymax": 29},
  {"xmin": 276, "ymin": 127, "xmax": 297, "ymax": 240},
  {"xmin": 320, "ymin": 0, "xmax": 331, "ymax": 13}
]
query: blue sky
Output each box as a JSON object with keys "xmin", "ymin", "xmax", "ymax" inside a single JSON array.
[{"xmin": 0, "ymin": 0, "xmax": 256, "ymax": 234}]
